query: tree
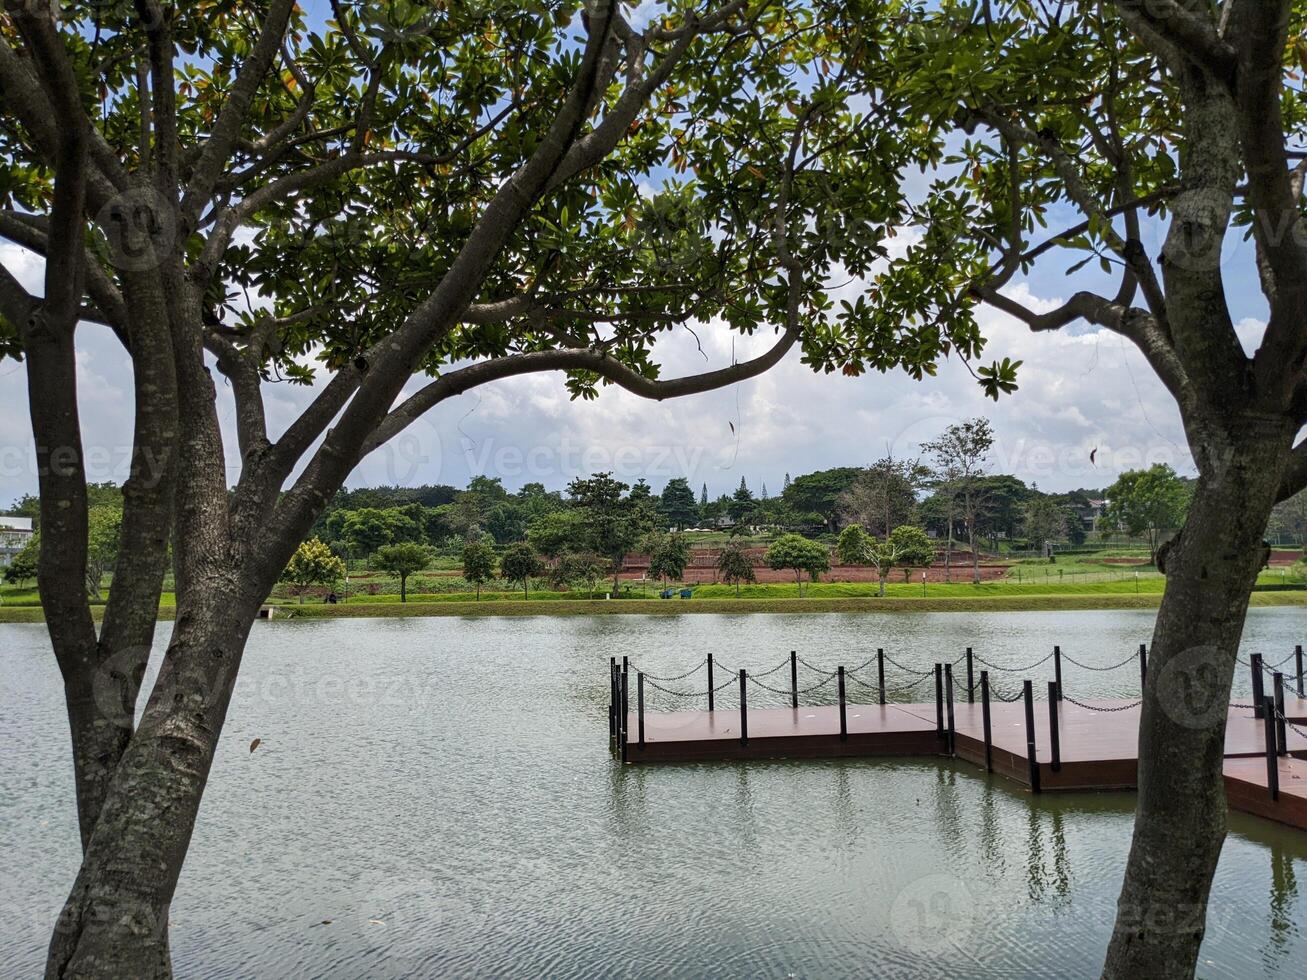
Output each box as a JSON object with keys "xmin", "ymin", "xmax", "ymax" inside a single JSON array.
[
  {"xmin": 716, "ymin": 543, "xmax": 757, "ymax": 596},
  {"xmin": 568, "ymin": 473, "xmax": 657, "ymax": 596},
  {"xmin": 869, "ymin": 525, "xmax": 934, "ymax": 597},
  {"xmin": 0, "ymin": 2, "xmax": 977, "ymax": 971},
  {"xmin": 1104, "ymin": 466, "xmax": 1192, "ymax": 566},
  {"xmin": 460, "ymin": 540, "xmax": 497, "ymax": 602},
  {"xmin": 647, "ymin": 533, "xmax": 691, "ymax": 585},
  {"xmin": 84, "ymin": 506, "xmax": 123, "ymax": 601},
  {"xmin": 839, "ymin": 456, "xmax": 931, "ymax": 536},
  {"xmin": 660, "ymin": 478, "xmax": 699, "ymax": 530},
  {"xmin": 729, "ymin": 476, "xmax": 756, "ymax": 526},
  {"xmin": 546, "ymin": 550, "xmax": 607, "ymax": 598},
  {"xmin": 781, "ymin": 467, "xmax": 861, "ymax": 532},
  {"xmin": 835, "ymin": 523, "xmax": 873, "ymax": 566},
  {"xmin": 1023, "ymin": 496, "xmax": 1069, "ymax": 561},
  {"xmin": 526, "ymin": 509, "xmax": 587, "ymax": 560},
  {"xmin": 333, "ymin": 507, "xmax": 421, "ymax": 557},
  {"xmin": 923, "ymin": 419, "xmax": 994, "ymax": 584},
  {"xmin": 280, "ymin": 538, "xmax": 346, "ymax": 603},
  {"xmin": 4, "ymin": 536, "xmax": 38, "ymax": 587},
  {"xmin": 499, "ymin": 542, "xmax": 544, "ymax": 601},
  {"xmin": 861, "ymin": 4, "xmax": 1307, "ymax": 972},
  {"xmin": 373, "ymin": 543, "xmax": 432, "ymax": 604},
  {"xmin": 764, "ymin": 533, "xmax": 830, "ymax": 596}
]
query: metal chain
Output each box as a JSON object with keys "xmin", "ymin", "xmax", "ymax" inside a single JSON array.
[
  {"xmin": 882, "ymin": 653, "xmax": 934, "ymax": 676},
  {"xmin": 974, "ymin": 651, "xmax": 1055, "ymax": 673},
  {"xmin": 630, "ymin": 659, "xmax": 707, "ymax": 683},
  {"xmin": 987, "ymin": 686, "xmax": 1024, "ymax": 703},
  {"xmin": 1062, "ymin": 695, "xmax": 1142, "ymax": 712},
  {"xmin": 1060, "ymin": 651, "xmax": 1138, "ymax": 673},
  {"xmin": 641, "ymin": 677, "xmax": 705, "ymax": 699}
]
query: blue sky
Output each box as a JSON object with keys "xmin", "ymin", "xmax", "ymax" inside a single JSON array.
[{"xmin": 0, "ymin": 4, "xmax": 1278, "ymax": 505}]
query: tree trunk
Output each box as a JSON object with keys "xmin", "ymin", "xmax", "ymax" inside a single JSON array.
[
  {"xmin": 878, "ymin": 574, "xmax": 886, "ymax": 597},
  {"xmin": 400, "ymin": 575, "xmax": 407, "ymax": 603},
  {"xmin": 1103, "ymin": 428, "xmax": 1286, "ymax": 978},
  {"xmin": 45, "ymin": 589, "xmax": 262, "ymax": 979},
  {"xmin": 969, "ymin": 524, "xmax": 981, "ymax": 585}
]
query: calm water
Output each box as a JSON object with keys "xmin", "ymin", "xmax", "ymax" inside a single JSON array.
[{"xmin": 2, "ymin": 609, "xmax": 1306, "ymax": 979}]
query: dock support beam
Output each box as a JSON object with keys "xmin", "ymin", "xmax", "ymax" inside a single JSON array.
[
  {"xmin": 1053, "ymin": 646, "xmax": 1063, "ymax": 701},
  {"xmin": 1274, "ymin": 672, "xmax": 1287, "ymax": 758},
  {"xmin": 838, "ymin": 666, "xmax": 848, "ymax": 742},
  {"xmin": 620, "ymin": 659, "xmax": 629, "ymax": 764},
  {"xmin": 1252, "ymin": 653, "xmax": 1266, "ymax": 719},
  {"xmin": 791, "ymin": 651, "xmax": 799, "ymax": 709},
  {"xmin": 944, "ymin": 663, "xmax": 956, "ymax": 755},
  {"xmin": 965, "ymin": 648, "xmax": 975, "ymax": 704},
  {"xmin": 707, "ymin": 653, "xmax": 715, "ymax": 711},
  {"xmin": 1023, "ymin": 680, "xmax": 1040, "ymax": 793},
  {"xmin": 980, "ymin": 671, "xmax": 993, "ymax": 772},
  {"xmin": 877, "ymin": 648, "xmax": 886, "ymax": 705},
  {"xmin": 1264, "ymin": 696, "xmax": 1280, "ymax": 802},
  {"xmin": 934, "ymin": 663, "xmax": 944, "ymax": 739},
  {"xmin": 637, "ymin": 673, "xmax": 645, "ymax": 751},
  {"xmin": 739, "ymin": 669, "xmax": 748, "ymax": 746},
  {"xmin": 609, "ymin": 657, "xmax": 617, "ymax": 746},
  {"xmin": 1047, "ymin": 681, "xmax": 1061, "ymax": 773}
]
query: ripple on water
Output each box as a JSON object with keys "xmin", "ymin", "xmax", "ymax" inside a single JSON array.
[{"xmin": 2, "ymin": 609, "xmax": 1306, "ymax": 978}]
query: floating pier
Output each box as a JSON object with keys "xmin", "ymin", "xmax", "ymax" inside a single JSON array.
[{"xmin": 608, "ymin": 645, "xmax": 1307, "ymax": 832}]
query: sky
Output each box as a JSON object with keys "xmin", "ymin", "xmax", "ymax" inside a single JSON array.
[
  {"xmin": 0, "ymin": 222, "xmax": 1272, "ymax": 508},
  {"xmin": 0, "ymin": 6, "xmax": 1281, "ymax": 508}
]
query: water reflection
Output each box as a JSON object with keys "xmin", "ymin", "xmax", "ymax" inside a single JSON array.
[{"xmin": 3, "ymin": 611, "xmax": 1307, "ymax": 978}]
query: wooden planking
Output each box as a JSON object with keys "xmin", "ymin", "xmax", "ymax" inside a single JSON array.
[
  {"xmin": 622, "ymin": 699, "xmax": 1307, "ymax": 829},
  {"xmin": 1224, "ymin": 756, "xmax": 1307, "ymax": 831}
]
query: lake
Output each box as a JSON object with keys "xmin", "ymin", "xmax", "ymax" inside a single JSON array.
[{"xmin": 2, "ymin": 609, "xmax": 1305, "ymax": 978}]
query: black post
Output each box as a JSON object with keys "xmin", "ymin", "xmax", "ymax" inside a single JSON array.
[
  {"xmin": 944, "ymin": 663, "xmax": 956, "ymax": 755},
  {"xmin": 965, "ymin": 647, "xmax": 975, "ymax": 704},
  {"xmin": 1047, "ymin": 681, "xmax": 1061, "ymax": 773},
  {"xmin": 1252, "ymin": 653, "xmax": 1266, "ymax": 719},
  {"xmin": 739, "ymin": 669, "xmax": 748, "ymax": 746},
  {"xmin": 707, "ymin": 653, "xmax": 715, "ymax": 712},
  {"xmin": 1263, "ymin": 696, "xmax": 1280, "ymax": 802},
  {"xmin": 980, "ymin": 670, "xmax": 993, "ymax": 773},
  {"xmin": 1023, "ymin": 679, "xmax": 1040, "ymax": 793},
  {"xmin": 1138, "ymin": 643, "xmax": 1148, "ymax": 694},
  {"xmin": 1296, "ymin": 644, "xmax": 1304, "ymax": 699},
  {"xmin": 791, "ymin": 651, "xmax": 799, "ymax": 709},
  {"xmin": 877, "ymin": 648, "xmax": 886, "ymax": 705},
  {"xmin": 609, "ymin": 657, "xmax": 617, "ymax": 744},
  {"xmin": 838, "ymin": 666, "xmax": 848, "ymax": 742},
  {"xmin": 637, "ymin": 672, "xmax": 646, "ymax": 751},
  {"xmin": 934, "ymin": 663, "xmax": 944, "ymax": 738},
  {"xmin": 1053, "ymin": 645, "xmax": 1063, "ymax": 701},
  {"xmin": 1274, "ymin": 672, "xmax": 1287, "ymax": 758},
  {"xmin": 620, "ymin": 663, "xmax": 629, "ymax": 764}
]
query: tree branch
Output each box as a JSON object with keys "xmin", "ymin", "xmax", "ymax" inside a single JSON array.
[
  {"xmin": 362, "ymin": 321, "xmax": 800, "ymax": 457},
  {"xmin": 180, "ymin": 0, "xmax": 296, "ymax": 226}
]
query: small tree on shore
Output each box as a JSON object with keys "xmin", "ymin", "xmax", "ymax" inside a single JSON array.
[
  {"xmin": 460, "ymin": 540, "xmax": 497, "ymax": 601},
  {"xmin": 4, "ymin": 535, "xmax": 39, "ymax": 588},
  {"xmin": 374, "ymin": 543, "xmax": 432, "ymax": 604},
  {"xmin": 836, "ymin": 524, "xmax": 873, "ymax": 566},
  {"xmin": 868, "ymin": 525, "xmax": 935, "ymax": 597},
  {"xmin": 1104, "ymin": 465, "xmax": 1191, "ymax": 566},
  {"xmin": 765, "ymin": 534, "xmax": 830, "ymax": 597},
  {"xmin": 280, "ymin": 538, "xmax": 346, "ymax": 603},
  {"xmin": 500, "ymin": 542, "xmax": 543, "ymax": 601},
  {"xmin": 716, "ymin": 543, "xmax": 756, "ymax": 597},
  {"xmin": 647, "ymin": 533, "xmax": 691, "ymax": 586}
]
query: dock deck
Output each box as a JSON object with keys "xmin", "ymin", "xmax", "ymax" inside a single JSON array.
[{"xmin": 610, "ymin": 648, "xmax": 1307, "ymax": 832}]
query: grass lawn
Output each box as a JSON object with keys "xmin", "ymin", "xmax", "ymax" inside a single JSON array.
[{"xmin": 4, "ymin": 570, "xmax": 1304, "ymax": 622}]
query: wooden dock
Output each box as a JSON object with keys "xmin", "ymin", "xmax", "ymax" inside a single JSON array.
[{"xmin": 609, "ymin": 648, "xmax": 1307, "ymax": 833}]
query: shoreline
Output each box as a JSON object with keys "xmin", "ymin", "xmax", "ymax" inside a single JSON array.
[{"xmin": 4, "ymin": 590, "xmax": 1306, "ymax": 623}]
